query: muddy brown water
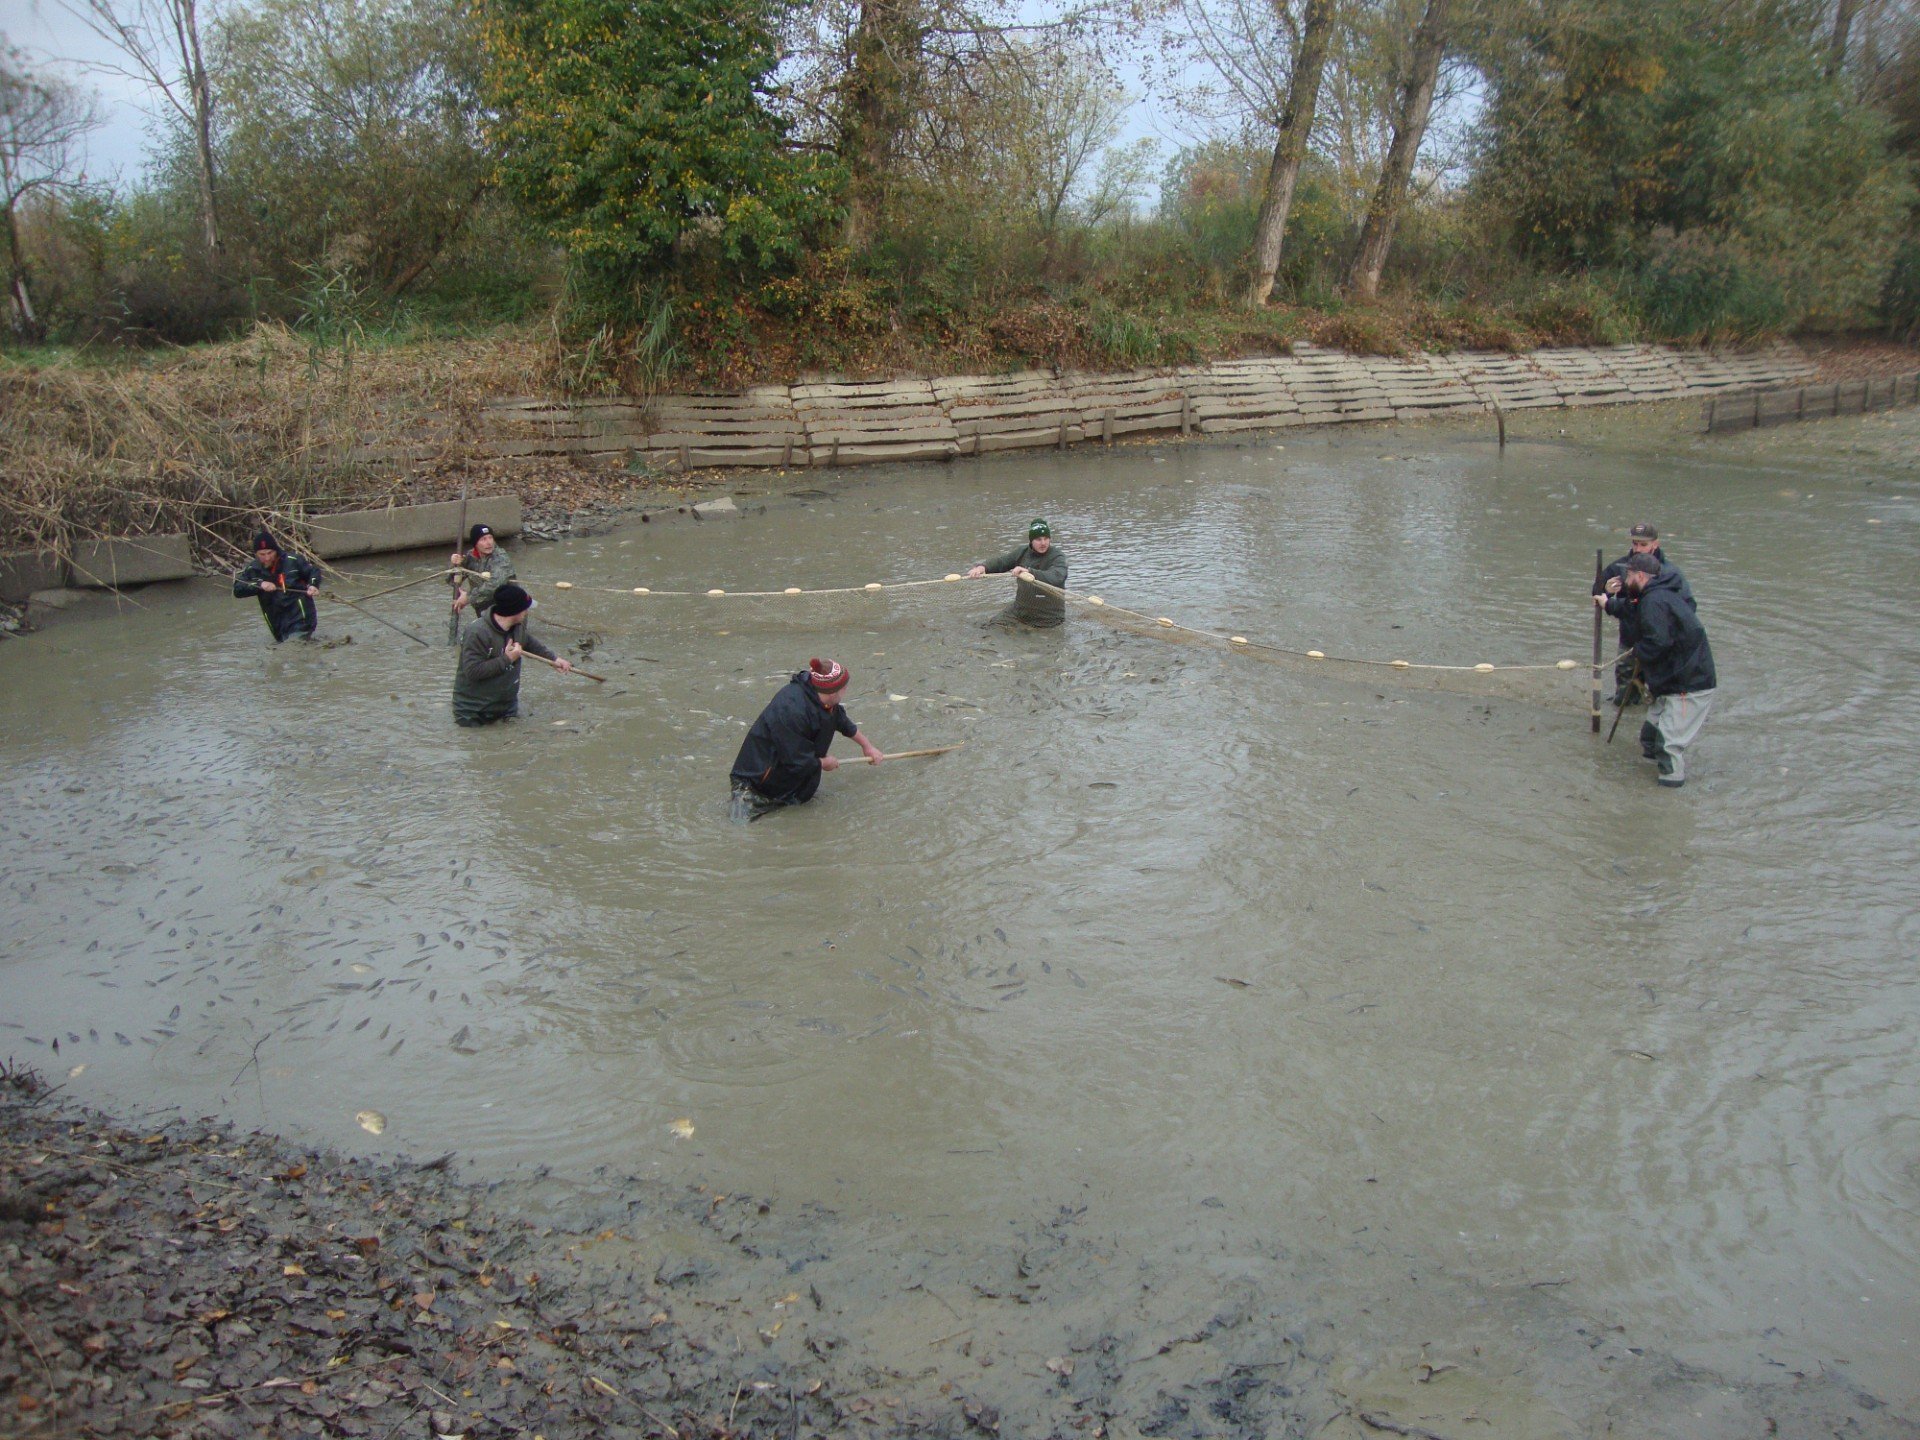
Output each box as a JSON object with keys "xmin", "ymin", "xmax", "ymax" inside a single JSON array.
[{"xmin": 4, "ymin": 402, "xmax": 1918, "ymax": 1432}]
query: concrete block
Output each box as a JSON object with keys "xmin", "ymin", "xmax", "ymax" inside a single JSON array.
[
  {"xmin": 691, "ymin": 497, "xmax": 740, "ymax": 519},
  {"xmin": 69, "ymin": 534, "xmax": 195, "ymax": 588},
  {"xmin": 0, "ymin": 548, "xmax": 67, "ymax": 602},
  {"xmin": 308, "ymin": 495, "xmax": 522, "ymax": 558}
]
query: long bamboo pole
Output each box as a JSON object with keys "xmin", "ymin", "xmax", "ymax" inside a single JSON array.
[{"xmin": 844, "ymin": 745, "xmax": 963, "ymax": 763}]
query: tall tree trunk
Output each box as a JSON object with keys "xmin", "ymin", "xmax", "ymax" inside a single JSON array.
[
  {"xmin": 1345, "ymin": 0, "xmax": 1450, "ymax": 301},
  {"xmin": 1827, "ymin": 0, "xmax": 1858, "ymax": 77},
  {"xmin": 182, "ymin": 0, "xmax": 221, "ymax": 254},
  {"xmin": 1246, "ymin": 0, "xmax": 1337, "ymax": 308},
  {"xmin": 840, "ymin": 0, "xmax": 920, "ymax": 245},
  {"xmin": 3, "ymin": 203, "xmax": 40, "ymax": 338}
]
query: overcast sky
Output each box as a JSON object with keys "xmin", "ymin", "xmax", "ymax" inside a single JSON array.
[
  {"xmin": 10, "ymin": 0, "xmax": 182, "ymax": 183},
  {"xmin": 2, "ymin": 0, "xmax": 1241, "ymax": 202}
]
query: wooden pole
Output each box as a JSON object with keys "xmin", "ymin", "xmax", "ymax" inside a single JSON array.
[
  {"xmin": 518, "ymin": 650, "xmax": 606, "ymax": 683},
  {"xmin": 841, "ymin": 745, "xmax": 964, "ymax": 764},
  {"xmin": 324, "ymin": 591, "xmax": 432, "ymax": 647},
  {"xmin": 1590, "ymin": 548, "xmax": 1604, "ymax": 734},
  {"xmin": 449, "ymin": 477, "xmax": 469, "ymax": 645},
  {"xmin": 1606, "ymin": 660, "xmax": 1641, "ymax": 744},
  {"xmin": 352, "ymin": 568, "xmax": 455, "ymax": 604}
]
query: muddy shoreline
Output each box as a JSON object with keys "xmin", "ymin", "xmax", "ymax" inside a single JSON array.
[{"xmin": 5, "ymin": 1071, "xmax": 1914, "ymax": 1440}]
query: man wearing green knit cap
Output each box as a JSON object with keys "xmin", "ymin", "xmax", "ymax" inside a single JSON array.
[{"xmin": 966, "ymin": 518, "xmax": 1068, "ymax": 627}]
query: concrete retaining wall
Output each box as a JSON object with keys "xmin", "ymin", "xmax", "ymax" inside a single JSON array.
[
  {"xmin": 1703, "ymin": 370, "xmax": 1919, "ymax": 434},
  {"xmin": 307, "ymin": 496, "xmax": 522, "ymax": 559},
  {"xmin": 69, "ymin": 535, "xmax": 196, "ymax": 589},
  {"xmin": 0, "ymin": 549, "xmax": 68, "ymax": 603},
  {"xmin": 468, "ymin": 342, "xmax": 1824, "ymax": 473}
]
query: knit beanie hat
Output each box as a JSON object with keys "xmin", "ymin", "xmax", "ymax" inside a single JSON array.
[
  {"xmin": 468, "ymin": 523, "xmax": 493, "ymax": 546},
  {"xmin": 1028, "ymin": 518, "xmax": 1051, "ymax": 539},
  {"xmin": 808, "ymin": 657, "xmax": 848, "ymax": 693},
  {"xmin": 491, "ymin": 582, "xmax": 534, "ymax": 617},
  {"xmin": 252, "ymin": 530, "xmax": 280, "ymax": 555}
]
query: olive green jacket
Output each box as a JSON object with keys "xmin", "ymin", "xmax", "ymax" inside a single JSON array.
[
  {"xmin": 452, "ymin": 613, "xmax": 557, "ymax": 724},
  {"xmin": 982, "ymin": 542, "xmax": 1068, "ymax": 626},
  {"xmin": 456, "ymin": 548, "xmax": 516, "ymax": 616}
]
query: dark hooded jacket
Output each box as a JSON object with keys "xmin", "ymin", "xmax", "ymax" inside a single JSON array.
[
  {"xmin": 453, "ymin": 612, "xmax": 558, "ymax": 725},
  {"xmin": 1597, "ymin": 547, "xmax": 1694, "ymax": 649},
  {"xmin": 982, "ymin": 542, "xmax": 1068, "ymax": 626},
  {"xmin": 730, "ymin": 673, "xmax": 860, "ymax": 806},
  {"xmin": 1631, "ymin": 567, "xmax": 1716, "ymax": 697},
  {"xmin": 233, "ymin": 550, "xmax": 321, "ymax": 641}
]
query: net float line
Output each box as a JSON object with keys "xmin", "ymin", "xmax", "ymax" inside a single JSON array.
[{"xmin": 511, "ymin": 570, "xmax": 1614, "ymax": 677}]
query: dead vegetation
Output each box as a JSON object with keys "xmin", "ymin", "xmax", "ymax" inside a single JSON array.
[{"xmin": 0, "ymin": 323, "xmax": 550, "ymax": 563}]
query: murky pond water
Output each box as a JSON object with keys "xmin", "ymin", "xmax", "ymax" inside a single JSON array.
[{"xmin": 5, "ymin": 401, "xmax": 1919, "ymax": 1428}]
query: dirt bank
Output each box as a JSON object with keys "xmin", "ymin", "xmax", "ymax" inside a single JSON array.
[{"xmin": 5, "ymin": 1066, "xmax": 1917, "ymax": 1440}]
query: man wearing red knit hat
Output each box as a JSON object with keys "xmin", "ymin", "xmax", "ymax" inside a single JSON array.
[{"xmin": 729, "ymin": 658, "xmax": 885, "ymax": 820}]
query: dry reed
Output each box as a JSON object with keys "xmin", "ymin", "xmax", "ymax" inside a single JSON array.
[{"xmin": 0, "ymin": 323, "xmax": 547, "ymax": 570}]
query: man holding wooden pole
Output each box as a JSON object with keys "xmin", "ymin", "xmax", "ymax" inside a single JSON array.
[
  {"xmin": 452, "ymin": 583, "xmax": 572, "ymax": 726},
  {"xmin": 233, "ymin": 530, "xmax": 321, "ymax": 643},
  {"xmin": 450, "ymin": 524, "xmax": 517, "ymax": 627},
  {"xmin": 729, "ymin": 658, "xmax": 884, "ymax": 820},
  {"xmin": 1593, "ymin": 522, "xmax": 1691, "ymax": 704}
]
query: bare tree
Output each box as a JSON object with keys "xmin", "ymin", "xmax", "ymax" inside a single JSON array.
[
  {"xmin": 1245, "ymin": 0, "xmax": 1336, "ymax": 306},
  {"xmin": 0, "ymin": 45, "xmax": 101, "ymax": 336},
  {"xmin": 54, "ymin": 0, "xmax": 221, "ymax": 253},
  {"xmin": 1830, "ymin": 0, "xmax": 1860, "ymax": 76},
  {"xmin": 1344, "ymin": 0, "xmax": 1447, "ymax": 300}
]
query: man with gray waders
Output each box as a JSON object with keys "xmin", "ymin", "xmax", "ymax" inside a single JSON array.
[
  {"xmin": 1594, "ymin": 522, "xmax": 1693, "ymax": 704},
  {"xmin": 451, "ymin": 523, "xmax": 515, "ymax": 624},
  {"xmin": 967, "ymin": 518, "xmax": 1068, "ymax": 627},
  {"xmin": 233, "ymin": 530, "xmax": 320, "ymax": 643},
  {"xmin": 1608, "ymin": 552, "xmax": 1716, "ymax": 787},
  {"xmin": 453, "ymin": 582, "xmax": 570, "ymax": 726},
  {"xmin": 729, "ymin": 658, "xmax": 884, "ymax": 820}
]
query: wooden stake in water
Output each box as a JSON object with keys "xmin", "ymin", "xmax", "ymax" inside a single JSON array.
[{"xmin": 1591, "ymin": 547, "xmax": 1604, "ymax": 734}]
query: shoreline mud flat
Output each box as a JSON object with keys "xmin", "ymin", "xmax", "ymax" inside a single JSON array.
[{"xmin": 4, "ymin": 1076, "xmax": 1913, "ymax": 1440}]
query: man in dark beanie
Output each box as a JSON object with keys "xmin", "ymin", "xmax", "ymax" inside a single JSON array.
[
  {"xmin": 1615, "ymin": 551, "xmax": 1716, "ymax": 787},
  {"xmin": 450, "ymin": 522, "xmax": 516, "ymax": 624},
  {"xmin": 966, "ymin": 518, "xmax": 1068, "ymax": 627},
  {"xmin": 1593, "ymin": 521, "xmax": 1693, "ymax": 704},
  {"xmin": 232, "ymin": 530, "xmax": 321, "ymax": 642},
  {"xmin": 452, "ymin": 582, "xmax": 571, "ymax": 726},
  {"xmin": 729, "ymin": 658, "xmax": 885, "ymax": 820}
]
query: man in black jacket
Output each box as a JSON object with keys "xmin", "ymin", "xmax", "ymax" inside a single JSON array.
[
  {"xmin": 233, "ymin": 530, "xmax": 320, "ymax": 642},
  {"xmin": 967, "ymin": 518, "xmax": 1068, "ymax": 627},
  {"xmin": 1593, "ymin": 522, "xmax": 1693, "ymax": 704},
  {"xmin": 1617, "ymin": 552, "xmax": 1716, "ymax": 788},
  {"xmin": 729, "ymin": 658, "xmax": 884, "ymax": 820}
]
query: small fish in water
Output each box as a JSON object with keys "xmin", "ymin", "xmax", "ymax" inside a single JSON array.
[
  {"xmin": 668, "ymin": 1118, "xmax": 695, "ymax": 1139},
  {"xmin": 356, "ymin": 1109, "xmax": 387, "ymax": 1135}
]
